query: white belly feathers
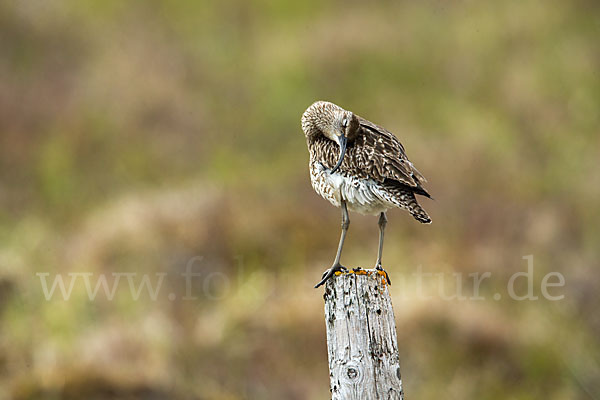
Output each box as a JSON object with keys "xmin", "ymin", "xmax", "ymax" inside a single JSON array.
[{"xmin": 310, "ymin": 162, "xmax": 390, "ymax": 215}]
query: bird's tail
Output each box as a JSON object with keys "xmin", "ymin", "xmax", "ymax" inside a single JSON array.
[
  {"xmin": 382, "ymin": 182, "xmax": 432, "ymax": 224},
  {"xmin": 406, "ymin": 196, "xmax": 431, "ymax": 224}
]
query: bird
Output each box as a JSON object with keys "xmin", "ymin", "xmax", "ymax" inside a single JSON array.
[{"xmin": 301, "ymin": 101, "xmax": 432, "ymax": 288}]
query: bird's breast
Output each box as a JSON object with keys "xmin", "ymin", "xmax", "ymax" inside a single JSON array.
[{"xmin": 310, "ymin": 161, "xmax": 389, "ymax": 215}]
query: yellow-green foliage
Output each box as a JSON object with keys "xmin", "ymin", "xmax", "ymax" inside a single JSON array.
[{"xmin": 0, "ymin": 0, "xmax": 599, "ymax": 399}]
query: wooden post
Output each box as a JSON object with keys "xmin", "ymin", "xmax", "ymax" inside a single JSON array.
[{"xmin": 323, "ymin": 269, "xmax": 404, "ymax": 400}]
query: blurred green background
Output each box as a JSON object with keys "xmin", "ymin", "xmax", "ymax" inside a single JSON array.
[{"xmin": 1, "ymin": 0, "xmax": 599, "ymax": 399}]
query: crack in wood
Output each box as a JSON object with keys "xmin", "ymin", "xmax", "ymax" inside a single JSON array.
[{"xmin": 322, "ymin": 269, "xmax": 404, "ymax": 399}]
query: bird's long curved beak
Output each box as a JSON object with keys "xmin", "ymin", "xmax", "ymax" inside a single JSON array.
[{"xmin": 331, "ymin": 134, "xmax": 347, "ymax": 173}]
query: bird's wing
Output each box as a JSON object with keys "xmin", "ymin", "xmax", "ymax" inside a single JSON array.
[{"xmin": 355, "ymin": 116, "xmax": 428, "ymax": 190}]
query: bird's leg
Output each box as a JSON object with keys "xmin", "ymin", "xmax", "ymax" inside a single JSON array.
[
  {"xmin": 375, "ymin": 212, "xmax": 387, "ymax": 266},
  {"xmin": 314, "ymin": 201, "xmax": 350, "ymax": 288},
  {"xmin": 375, "ymin": 212, "xmax": 391, "ymax": 285},
  {"xmin": 333, "ymin": 200, "xmax": 350, "ymax": 267}
]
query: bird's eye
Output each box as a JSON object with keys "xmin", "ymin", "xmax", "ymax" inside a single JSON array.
[{"xmin": 342, "ymin": 118, "xmax": 348, "ymax": 128}]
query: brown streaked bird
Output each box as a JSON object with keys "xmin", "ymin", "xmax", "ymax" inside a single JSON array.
[{"xmin": 301, "ymin": 101, "xmax": 432, "ymax": 288}]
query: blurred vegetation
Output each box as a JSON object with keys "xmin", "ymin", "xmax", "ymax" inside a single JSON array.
[{"xmin": 1, "ymin": 0, "xmax": 599, "ymax": 399}]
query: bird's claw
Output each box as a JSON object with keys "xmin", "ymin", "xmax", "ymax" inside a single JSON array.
[
  {"xmin": 375, "ymin": 263, "xmax": 392, "ymax": 285},
  {"xmin": 315, "ymin": 263, "xmax": 347, "ymax": 288}
]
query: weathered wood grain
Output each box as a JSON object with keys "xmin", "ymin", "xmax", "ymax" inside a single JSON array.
[{"xmin": 323, "ymin": 270, "xmax": 404, "ymax": 400}]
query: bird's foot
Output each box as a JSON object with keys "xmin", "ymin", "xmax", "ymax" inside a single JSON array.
[
  {"xmin": 375, "ymin": 263, "xmax": 392, "ymax": 285},
  {"xmin": 314, "ymin": 263, "xmax": 347, "ymax": 288}
]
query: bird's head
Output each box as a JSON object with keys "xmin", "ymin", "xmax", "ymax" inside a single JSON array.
[{"xmin": 301, "ymin": 101, "xmax": 359, "ymax": 173}]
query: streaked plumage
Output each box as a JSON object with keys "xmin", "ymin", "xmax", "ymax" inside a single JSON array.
[
  {"xmin": 302, "ymin": 101, "xmax": 432, "ymax": 222},
  {"xmin": 301, "ymin": 101, "xmax": 432, "ymax": 287}
]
